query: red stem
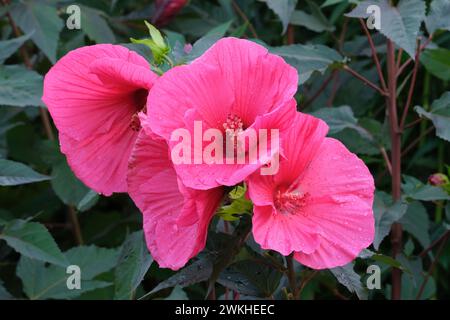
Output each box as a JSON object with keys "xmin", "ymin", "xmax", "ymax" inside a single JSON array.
[
  {"xmin": 416, "ymin": 233, "xmax": 449, "ymax": 299},
  {"xmin": 342, "ymin": 65, "xmax": 387, "ymax": 96},
  {"xmin": 386, "ymin": 40, "xmax": 402, "ymax": 300},
  {"xmin": 287, "ymin": 24, "xmax": 295, "ymax": 45},
  {"xmin": 399, "ymin": 39, "xmax": 421, "ymax": 130},
  {"xmin": 301, "ymin": 71, "xmax": 335, "ymax": 110},
  {"xmin": 359, "ymin": 18, "xmax": 387, "ymax": 91}
]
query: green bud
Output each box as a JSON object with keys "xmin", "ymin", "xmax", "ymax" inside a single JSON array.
[{"xmin": 130, "ymin": 21, "xmax": 169, "ymax": 65}]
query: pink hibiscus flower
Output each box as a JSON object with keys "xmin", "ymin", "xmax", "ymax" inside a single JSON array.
[
  {"xmin": 143, "ymin": 37, "xmax": 298, "ymax": 190},
  {"xmin": 127, "ymin": 125, "xmax": 223, "ymax": 270},
  {"xmin": 247, "ymin": 112, "xmax": 375, "ymax": 269},
  {"xmin": 42, "ymin": 44, "xmax": 158, "ymax": 196}
]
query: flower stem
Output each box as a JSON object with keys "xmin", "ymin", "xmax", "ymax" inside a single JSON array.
[{"xmin": 386, "ymin": 40, "xmax": 403, "ymax": 301}]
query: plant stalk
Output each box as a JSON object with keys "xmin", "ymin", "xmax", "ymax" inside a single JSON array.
[{"xmin": 386, "ymin": 40, "xmax": 403, "ymax": 300}]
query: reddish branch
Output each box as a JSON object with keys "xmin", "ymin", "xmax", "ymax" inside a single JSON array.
[
  {"xmin": 416, "ymin": 233, "xmax": 449, "ymax": 299},
  {"xmin": 397, "ymin": 36, "xmax": 432, "ymax": 77},
  {"xmin": 342, "ymin": 65, "xmax": 388, "ymax": 96},
  {"xmin": 301, "ymin": 71, "xmax": 336, "ymax": 110},
  {"xmin": 286, "ymin": 254, "xmax": 297, "ymax": 298},
  {"xmin": 399, "ymin": 39, "xmax": 421, "ymax": 130},
  {"xmin": 419, "ymin": 230, "xmax": 450, "ymax": 258},
  {"xmin": 231, "ymin": 0, "xmax": 258, "ymax": 39},
  {"xmin": 401, "ymin": 126, "xmax": 434, "ymax": 157},
  {"xmin": 359, "ymin": 19, "xmax": 387, "ymax": 91},
  {"xmin": 386, "ymin": 40, "xmax": 403, "ymax": 300},
  {"xmin": 296, "ymin": 270, "xmax": 318, "ymax": 299},
  {"xmin": 287, "ymin": 25, "xmax": 295, "ymax": 44}
]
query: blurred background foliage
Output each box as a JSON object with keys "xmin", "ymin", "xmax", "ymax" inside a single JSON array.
[{"xmin": 0, "ymin": 0, "xmax": 449, "ymax": 300}]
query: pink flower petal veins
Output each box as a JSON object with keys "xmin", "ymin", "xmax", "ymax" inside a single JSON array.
[
  {"xmin": 42, "ymin": 44, "xmax": 158, "ymax": 195},
  {"xmin": 247, "ymin": 113, "xmax": 375, "ymax": 269},
  {"xmin": 144, "ymin": 37, "xmax": 299, "ymax": 190},
  {"xmin": 127, "ymin": 130, "xmax": 223, "ymax": 270}
]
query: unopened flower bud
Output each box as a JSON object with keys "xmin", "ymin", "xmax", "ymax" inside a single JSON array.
[{"xmin": 428, "ymin": 173, "xmax": 449, "ymax": 186}]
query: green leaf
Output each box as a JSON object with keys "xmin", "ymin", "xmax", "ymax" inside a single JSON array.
[
  {"xmin": 145, "ymin": 21, "xmax": 166, "ymax": 49},
  {"xmin": 262, "ymin": 0, "xmax": 298, "ymax": 34},
  {"xmin": 337, "ymin": 128, "xmax": 380, "ymax": 155},
  {"xmin": 205, "ymin": 20, "xmax": 233, "ymax": 37},
  {"xmin": 0, "ymin": 280, "xmax": 13, "ymax": 300},
  {"xmin": 402, "ymin": 175, "xmax": 450, "ymax": 201},
  {"xmin": 322, "ymin": 0, "xmax": 353, "ymax": 7},
  {"xmin": 144, "ymin": 258, "xmax": 213, "ymax": 297},
  {"xmin": 16, "ymin": 256, "xmax": 111, "ymax": 300},
  {"xmin": 346, "ymin": 0, "xmax": 425, "ymax": 58},
  {"xmin": 164, "ymin": 286, "xmax": 188, "ymax": 300},
  {"xmin": 373, "ymin": 191, "xmax": 408, "ymax": 250},
  {"xmin": 0, "ymin": 159, "xmax": 49, "ymax": 186},
  {"xmin": 229, "ymin": 184, "xmax": 247, "ymax": 200},
  {"xmin": 0, "ymin": 219, "xmax": 67, "ymax": 266},
  {"xmin": 51, "ymin": 158, "xmax": 93, "ymax": 206},
  {"xmin": 311, "ymin": 106, "xmax": 379, "ymax": 154},
  {"xmin": 114, "ymin": 231, "xmax": 153, "ymax": 300},
  {"xmin": 446, "ymin": 202, "xmax": 450, "ymax": 222},
  {"xmin": 10, "ymin": 0, "xmax": 64, "ymax": 63},
  {"xmin": 420, "ymin": 49, "xmax": 450, "ymax": 82},
  {"xmin": 0, "ymin": 65, "xmax": 44, "ymax": 107},
  {"xmin": 0, "ymin": 33, "xmax": 32, "ymax": 63},
  {"xmin": 76, "ymin": 190, "xmax": 99, "ymax": 212},
  {"xmin": 218, "ymin": 200, "xmax": 252, "ymax": 221},
  {"xmin": 312, "ymin": 106, "xmax": 364, "ymax": 135},
  {"xmin": 401, "ymin": 271, "xmax": 435, "ymax": 300},
  {"xmin": 270, "ymin": 44, "xmax": 343, "ymax": 84},
  {"xmin": 371, "ymin": 254, "xmax": 404, "ymax": 270},
  {"xmin": 80, "ymin": 6, "xmax": 116, "ymax": 44},
  {"xmin": 65, "ymin": 245, "xmax": 120, "ymax": 280},
  {"xmin": 399, "ymin": 201, "xmax": 430, "ymax": 248},
  {"xmin": 415, "ymin": 92, "xmax": 450, "ymax": 142},
  {"xmin": 425, "ymin": 0, "xmax": 450, "ymax": 34},
  {"xmin": 290, "ymin": 1, "xmax": 334, "ymax": 32},
  {"xmin": 218, "ymin": 259, "xmax": 283, "ymax": 298},
  {"xmin": 187, "ymin": 22, "xmax": 231, "ymax": 61},
  {"xmin": 290, "ymin": 11, "xmax": 334, "ymax": 32},
  {"xmin": 330, "ymin": 263, "xmax": 367, "ymax": 300},
  {"xmin": 218, "ymin": 185, "xmax": 252, "ymax": 221}
]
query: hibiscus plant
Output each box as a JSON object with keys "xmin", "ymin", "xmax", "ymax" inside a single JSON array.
[{"xmin": 0, "ymin": 0, "xmax": 449, "ymax": 302}]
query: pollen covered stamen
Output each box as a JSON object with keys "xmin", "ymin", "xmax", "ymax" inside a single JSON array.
[
  {"xmin": 274, "ymin": 189, "xmax": 309, "ymax": 215},
  {"xmin": 222, "ymin": 114, "xmax": 245, "ymax": 153},
  {"xmin": 223, "ymin": 114, "xmax": 244, "ymax": 137},
  {"xmin": 129, "ymin": 89, "xmax": 148, "ymax": 132},
  {"xmin": 130, "ymin": 112, "xmax": 141, "ymax": 131}
]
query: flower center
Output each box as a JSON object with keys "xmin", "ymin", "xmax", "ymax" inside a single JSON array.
[
  {"xmin": 274, "ymin": 188, "xmax": 309, "ymax": 215},
  {"xmin": 130, "ymin": 89, "xmax": 149, "ymax": 131},
  {"xmin": 223, "ymin": 113, "xmax": 244, "ymax": 136},
  {"xmin": 222, "ymin": 114, "xmax": 245, "ymax": 153}
]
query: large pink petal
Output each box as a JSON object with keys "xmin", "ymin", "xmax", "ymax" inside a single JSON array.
[
  {"xmin": 168, "ymin": 101, "xmax": 297, "ymax": 190},
  {"xmin": 43, "ymin": 44, "xmax": 156, "ymax": 140},
  {"xmin": 247, "ymin": 112, "xmax": 328, "ymax": 209},
  {"xmin": 274, "ymin": 112, "xmax": 329, "ymax": 185},
  {"xmin": 252, "ymin": 205, "xmax": 320, "ymax": 256},
  {"xmin": 247, "ymin": 114, "xmax": 373, "ymax": 263},
  {"xmin": 59, "ymin": 114, "xmax": 136, "ymax": 195},
  {"xmin": 196, "ymin": 37, "xmax": 298, "ymax": 124},
  {"xmin": 145, "ymin": 37, "xmax": 299, "ymax": 190},
  {"xmin": 294, "ymin": 138, "xmax": 375, "ymax": 269},
  {"xmin": 144, "ymin": 63, "xmax": 234, "ymax": 140},
  {"xmin": 43, "ymin": 44, "xmax": 158, "ymax": 195},
  {"xmin": 127, "ymin": 131, "xmax": 223, "ymax": 270}
]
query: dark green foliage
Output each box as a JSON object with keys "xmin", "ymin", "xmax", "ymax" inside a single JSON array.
[{"xmin": 0, "ymin": 0, "xmax": 449, "ymax": 301}]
